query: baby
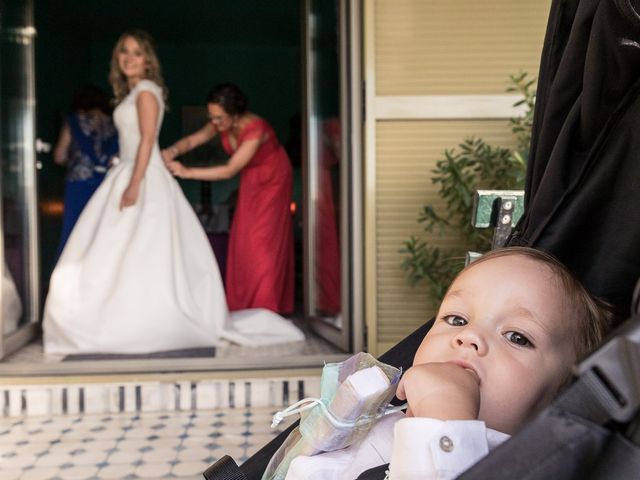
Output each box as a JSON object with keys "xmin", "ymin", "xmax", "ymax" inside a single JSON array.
[{"xmin": 285, "ymin": 247, "xmax": 612, "ymax": 480}]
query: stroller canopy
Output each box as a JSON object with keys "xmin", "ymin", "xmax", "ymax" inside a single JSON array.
[{"xmin": 508, "ymin": 0, "xmax": 640, "ymax": 321}]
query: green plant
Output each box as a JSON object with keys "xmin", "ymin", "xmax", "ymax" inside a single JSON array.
[{"xmin": 400, "ymin": 72, "xmax": 536, "ymax": 305}]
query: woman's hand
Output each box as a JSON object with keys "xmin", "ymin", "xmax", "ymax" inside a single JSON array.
[
  {"xmin": 166, "ymin": 160, "xmax": 189, "ymax": 178},
  {"xmin": 119, "ymin": 182, "xmax": 140, "ymax": 210},
  {"xmin": 161, "ymin": 146, "xmax": 178, "ymax": 165}
]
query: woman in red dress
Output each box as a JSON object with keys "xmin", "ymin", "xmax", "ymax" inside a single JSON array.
[{"xmin": 162, "ymin": 83, "xmax": 294, "ymax": 313}]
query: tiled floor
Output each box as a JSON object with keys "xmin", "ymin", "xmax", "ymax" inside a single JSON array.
[
  {"xmin": 0, "ymin": 320, "xmax": 331, "ymax": 478},
  {"xmin": 0, "ymin": 406, "xmax": 294, "ymax": 479}
]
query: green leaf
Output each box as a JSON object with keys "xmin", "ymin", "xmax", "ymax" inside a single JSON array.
[{"xmin": 400, "ymin": 72, "xmax": 534, "ymax": 306}]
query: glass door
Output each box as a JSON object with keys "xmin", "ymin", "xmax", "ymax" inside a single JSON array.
[
  {"xmin": 304, "ymin": 0, "xmax": 363, "ymax": 352},
  {"xmin": 0, "ymin": 0, "xmax": 40, "ymax": 359}
]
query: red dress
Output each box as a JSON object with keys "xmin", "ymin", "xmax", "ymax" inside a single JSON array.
[{"xmin": 221, "ymin": 118, "xmax": 295, "ymax": 313}]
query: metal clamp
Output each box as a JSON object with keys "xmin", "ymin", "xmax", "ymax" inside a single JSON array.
[{"xmin": 470, "ymin": 190, "xmax": 525, "ymax": 250}]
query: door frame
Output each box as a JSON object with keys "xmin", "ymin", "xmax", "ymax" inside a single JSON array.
[{"xmin": 303, "ymin": 0, "xmax": 364, "ymax": 354}]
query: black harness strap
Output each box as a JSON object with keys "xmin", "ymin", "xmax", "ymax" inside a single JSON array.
[{"xmin": 203, "ymin": 455, "xmax": 248, "ymax": 480}]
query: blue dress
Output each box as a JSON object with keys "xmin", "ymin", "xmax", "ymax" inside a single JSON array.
[{"xmin": 57, "ymin": 112, "xmax": 118, "ymax": 257}]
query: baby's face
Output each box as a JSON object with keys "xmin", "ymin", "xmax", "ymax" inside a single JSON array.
[{"xmin": 413, "ymin": 254, "xmax": 576, "ymax": 433}]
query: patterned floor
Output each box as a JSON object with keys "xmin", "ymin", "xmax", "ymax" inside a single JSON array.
[
  {"xmin": 0, "ymin": 322, "xmax": 333, "ymax": 478},
  {"xmin": 0, "ymin": 406, "xmax": 294, "ymax": 479}
]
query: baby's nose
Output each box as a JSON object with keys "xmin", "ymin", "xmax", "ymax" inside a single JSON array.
[
  {"xmin": 456, "ymin": 337, "xmax": 479, "ymax": 351},
  {"xmin": 454, "ymin": 330, "xmax": 488, "ymax": 355}
]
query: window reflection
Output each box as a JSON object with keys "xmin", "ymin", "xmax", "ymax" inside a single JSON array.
[
  {"xmin": 309, "ymin": 0, "xmax": 342, "ymax": 327},
  {"xmin": 314, "ymin": 118, "xmax": 341, "ymax": 320},
  {"xmin": 1, "ymin": 2, "xmax": 37, "ymax": 339}
]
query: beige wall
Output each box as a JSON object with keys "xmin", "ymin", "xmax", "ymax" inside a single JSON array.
[
  {"xmin": 375, "ymin": 0, "xmax": 551, "ymax": 95},
  {"xmin": 365, "ymin": 0, "xmax": 552, "ymax": 355}
]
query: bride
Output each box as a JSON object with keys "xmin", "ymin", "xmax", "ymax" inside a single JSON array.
[
  {"xmin": 2, "ymin": 258, "xmax": 22, "ymax": 335},
  {"xmin": 43, "ymin": 29, "xmax": 303, "ymax": 354}
]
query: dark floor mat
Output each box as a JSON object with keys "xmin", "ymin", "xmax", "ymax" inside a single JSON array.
[{"xmin": 63, "ymin": 347, "xmax": 216, "ymax": 361}]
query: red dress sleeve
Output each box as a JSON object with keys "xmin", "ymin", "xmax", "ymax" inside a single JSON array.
[{"xmin": 239, "ymin": 118, "xmax": 268, "ymax": 143}]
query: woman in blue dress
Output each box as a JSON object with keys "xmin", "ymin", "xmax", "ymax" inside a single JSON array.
[{"xmin": 53, "ymin": 84, "xmax": 119, "ymax": 257}]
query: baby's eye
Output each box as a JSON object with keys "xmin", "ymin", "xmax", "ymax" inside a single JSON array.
[
  {"xmin": 443, "ymin": 315, "xmax": 467, "ymax": 327},
  {"xmin": 504, "ymin": 331, "xmax": 533, "ymax": 348}
]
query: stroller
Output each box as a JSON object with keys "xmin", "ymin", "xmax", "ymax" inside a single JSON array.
[
  {"xmin": 206, "ymin": 288, "xmax": 640, "ymax": 479},
  {"xmin": 205, "ymin": 0, "xmax": 640, "ymax": 477}
]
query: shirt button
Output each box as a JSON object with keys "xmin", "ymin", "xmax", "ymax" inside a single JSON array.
[{"xmin": 439, "ymin": 435, "xmax": 454, "ymax": 452}]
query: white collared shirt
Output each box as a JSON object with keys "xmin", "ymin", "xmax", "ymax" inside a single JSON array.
[{"xmin": 285, "ymin": 412, "xmax": 509, "ymax": 480}]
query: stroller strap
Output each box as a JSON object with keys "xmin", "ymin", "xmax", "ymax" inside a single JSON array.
[{"xmin": 203, "ymin": 455, "xmax": 248, "ymax": 480}]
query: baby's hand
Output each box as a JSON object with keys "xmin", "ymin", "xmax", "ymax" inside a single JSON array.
[{"xmin": 396, "ymin": 362, "xmax": 480, "ymax": 421}]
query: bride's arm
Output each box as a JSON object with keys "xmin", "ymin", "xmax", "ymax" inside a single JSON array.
[
  {"xmin": 119, "ymin": 91, "xmax": 159, "ymax": 210},
  {"xmin": 161, "ymin": 122, "xmax": 217, "ymax": 163}
]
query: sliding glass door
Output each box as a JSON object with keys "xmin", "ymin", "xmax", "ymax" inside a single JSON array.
[
  {"xmin": 0, "ymin": 0, "xmax": 364, "ymax": 368},
  {"xmin": 0, "ymin": 0, "xmax": 40, "ymax": 359},
  {"xmin": 304, "ymin": 0, "xmax": 363, "ymax": 352}
]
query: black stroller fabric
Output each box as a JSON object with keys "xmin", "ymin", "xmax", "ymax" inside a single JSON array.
[{"xmin": 507, "ymin": 0, "xmax": 640, "ymax": 321}]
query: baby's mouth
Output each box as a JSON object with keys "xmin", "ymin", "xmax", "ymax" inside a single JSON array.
[{"xmin": 451, "ymin": 360, "xmax": 480, "ymax": 384}]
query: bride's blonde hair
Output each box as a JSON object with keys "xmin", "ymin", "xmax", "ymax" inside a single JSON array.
[{"xmin": 109, "ymin": 29, "xmax": 168, "ymax": 105}]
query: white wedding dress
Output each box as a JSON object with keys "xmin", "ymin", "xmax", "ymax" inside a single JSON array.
[
  {"xmin": 2, "ymin": 258, "xmax": 22, "ymax": 335},
  {"xmin": 43, "ymin": 80, "xmax": 303, "ymax": 354}
]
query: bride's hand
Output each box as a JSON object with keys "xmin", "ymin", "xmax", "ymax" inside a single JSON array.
[
  {"xmin": 166, "ymin": 160, "xmax": 188, "ymax": 178},
  {"xmin": 120, "ymin": 183, "xmax": 140, "ymax": 210}
]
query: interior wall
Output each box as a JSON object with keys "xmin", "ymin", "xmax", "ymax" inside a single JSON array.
[
  {"xmin": 34, "ymin": 0, "xmax": 302, "ymax": 289},
  {"xmin": 366, "ymin": 0, "xmax": 552, "ymax": 355}
]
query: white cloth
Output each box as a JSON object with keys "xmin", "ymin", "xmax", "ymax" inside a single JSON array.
[
  {"xmin": 2, "ymin": 259, "xmax": 22, "ymax": 335},
  {"xmin": 43, "ymin": 80, "xmax": 304, "ymax": 354},
  {"xmin": 286, "ymin": 412, "xmax": 509, "ymax": 480},
  {"xmin": 225, "ymin": 308, "xmax": 305, "ymax": 346}
]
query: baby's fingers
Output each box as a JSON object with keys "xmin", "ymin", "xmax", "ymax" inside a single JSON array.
[
  {"xmin": 395, "ymin": 379, "xmax": 413, "ymax": 416},
  {"xmin": 395, "ymin": 376, "xmax": 407, "ymax": 401}
]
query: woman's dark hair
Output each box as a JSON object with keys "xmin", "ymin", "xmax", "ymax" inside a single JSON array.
[
  {"xmin": 71, "ymin": 84, "xmax": 112, "ymax": 114},
  {"xmin": 206, "ymin": 82, "xmax": 248, "ymax": 115}
]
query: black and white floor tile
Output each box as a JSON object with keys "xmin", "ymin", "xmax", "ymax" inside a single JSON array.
[{"xmin": 0, "ymin": 406, "xmax": 295, "ymax": 479}]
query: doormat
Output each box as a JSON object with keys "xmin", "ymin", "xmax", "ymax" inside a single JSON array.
[{"xmin": 63, "ymin": 347, "xmax": 216, "ymax": 361}]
